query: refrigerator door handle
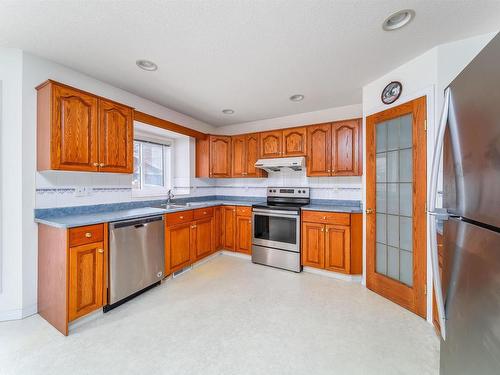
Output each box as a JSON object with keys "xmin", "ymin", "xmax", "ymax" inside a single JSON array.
[{"xmin": 428, "ymin": 87, "xmax": 451, "ymax": 340}]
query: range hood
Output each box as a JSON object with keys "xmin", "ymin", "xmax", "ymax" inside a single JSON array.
[{"xmin": 254, "ymin": 157, "xmax": 305, "ymax": 172}]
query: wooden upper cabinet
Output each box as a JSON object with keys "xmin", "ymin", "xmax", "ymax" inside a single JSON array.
[
  {"xmin": 36, "ymin": 80, "xmax": 134, "ymax": 173},
  {"xmin": 210, "ymin": 135, "xmax": 232, "ymax": 177},
  {"xmin": 38, "ymin": 81, "xmax": 99, "ymax": 171},
  {"xmin": 332, "ymin": 119, "xmax": 361, "ymax": 176},
  {"xmin": 283, "ymin": 127, "xmax": 307, "ymax": 156},
  {"xmin": 68, "ymin": 241, "xmax": 104, "ymax": 321},
  {"xmin": 301, "ymin": 222, "xmax": 325, "ymax": 268},
  {"xmin": 245, "ymin": 133, "xmax": 263, "ymax": 177},
  {"xmin": 324, "ymin": 224, "xmax": 350, "ymax": 273},
  {"xmin": 306, "ymin": 124, "xmax": 332, "ymax": 176},
  {"xmin": 260, "ymin": 130, "xmax": 283, "ymax": 158},
  {"xmin": 232, "ymin": 135, "xmax": 246, "ymax": 177},
  {"xmin": 98, "ymin": 99, "xmax": 133, "ymax": 173}
]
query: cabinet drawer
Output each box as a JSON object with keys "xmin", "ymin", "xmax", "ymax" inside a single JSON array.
[
  {"xmin": 69, "ymin": 224, "xmax": 104, "ymax": 247},
  {"xmin": 236, "ymin": 206, "xmax": 252, "ymax": 217},
  {"xmin": 193, "ymin": 207, "xmax": 214, "ymax": 219},
  {"xmin": 302, "ymin": 211, "xmax": 350, "ymax": 226},
  {"xmin": 166, "ymin": 210, "xmax": 194, "ymax": 226}
]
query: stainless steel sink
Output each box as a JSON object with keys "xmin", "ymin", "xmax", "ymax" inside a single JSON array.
[{"xmin": 150, "ymin": 203, "xmax": 188, "ymax": 210}]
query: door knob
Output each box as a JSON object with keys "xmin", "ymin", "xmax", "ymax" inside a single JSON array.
[
  {"xmin": 85, "ymin": 232, "xmax": 92, "ymax": 238},
  {"xmin": 366, "ymin": 208, "xmax": 375, "ymax": 214}
]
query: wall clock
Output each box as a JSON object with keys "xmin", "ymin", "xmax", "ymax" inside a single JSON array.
[{"xmin": 381, "ymin": 81, "xmax": 402, "ymax": 105}]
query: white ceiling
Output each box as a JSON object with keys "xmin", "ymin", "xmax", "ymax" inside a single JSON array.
[{"xmin": 1, "ymin": 1, "xmax": 499, "ymax": 126}]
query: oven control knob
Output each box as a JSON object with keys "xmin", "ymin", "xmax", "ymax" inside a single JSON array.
[{"xmin": 269, "ymin": 189, "xmax": 272, "ymax": 192}]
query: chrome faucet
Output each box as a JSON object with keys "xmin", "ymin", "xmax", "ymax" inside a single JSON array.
[{"xmin": 166, "ymin": 189, "xmax": 174, "ymax": 204}]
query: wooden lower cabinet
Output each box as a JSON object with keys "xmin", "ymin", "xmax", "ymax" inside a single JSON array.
[
  {"xmin": 214, "ymin": 206, "xmax": 223, "ymax": 250},
  {"xmin": 69, "ymin": 241, "xmax": 105, "ymax": 321},
  {"xmin": 302, "ymin": 222, "xmax": 325, "ymax": 268},
  {"xmin": 193, "ymin": 217, "xmax": 214, "ymax": 260},
  {"xmin": 301, "ymin": 212, "xmax": 361, "ymax": 275},
  {"xmin": 235, "ymin": 215, "xmax": 252, "ymax": 254},
  {"xmin": 223, "ymin": 206, "xmax": 236, "ymax": 250},
  {"xmin": 324, "ymin": 225, "xmax": 350, "ymax": 273},
  {"xmin": 165, "ymin": 222, "xmax": 193, "ymax": 274},
  {"xmin": 38, "ymin": 223, "xmax": 108, "ymax": 335}
]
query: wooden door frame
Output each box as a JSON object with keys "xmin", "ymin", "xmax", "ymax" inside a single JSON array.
[{"xmin": 366, "ymin": 96, "xmax": 427, "ymax": 319}]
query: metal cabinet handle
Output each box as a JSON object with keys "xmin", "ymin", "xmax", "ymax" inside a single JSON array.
[
  {"xmin": 321, "ymin": 228, "xmax": 324, "ymax": 232},
  {"xmin": 366, "ymin": 208, "xmax": 375, "ymax": 214},
  {"xmin": 326, "ymin": 229, "xmax": 329, "ymax": 233},
  {"xmin": 93, "ymin": 162, "xmax": 99, "ymax": 167},
  {"xmin": 85, "ymin": 232, "xmax": 92, "ymax": 238},
  {"xmin": 248, "ymin": 220, "xmax": 251, "ymax": 224},
  {"xmin": 99, "ymin": 163, "xmax": 105, "ymax": 167},
  {"xmin": 180, "ymin": 216, "xmax": 184, "ymax": 219},
  {"xmin": 322, "ymin": 216, "xmax": 327, "ymax": 220},
  {"xmin": 97, "ymin": 249, "xmax": 104, "ymax": 254},
  {"xmin": 203, "ymin": 211, "xmax": 207, "ymax": 214}
]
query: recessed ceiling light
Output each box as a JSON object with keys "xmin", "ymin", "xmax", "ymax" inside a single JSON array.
[
  {"xmin": 289, "ymin": 94, "xmax": 304, "ymax": 102},
  {"xmin": 222, "ymin": 109, "xmax": 235, "ymax": 115},
  {"xmin": 382, "ymin": 9, "xmax": 415, "ymax": 31},
  {"xmin": 136, "ymin": 59, "xmax": 158, "ymax": 71}
]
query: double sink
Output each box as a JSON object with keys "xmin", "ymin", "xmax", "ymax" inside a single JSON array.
[{"xmin": 150, "ymin": 201, "xmax": 208, "ymax": 210}]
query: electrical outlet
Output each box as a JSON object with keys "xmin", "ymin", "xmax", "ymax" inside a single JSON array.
[{"xmin": 74, "ymin": 187, "xmax": 86, "ymax": 197}]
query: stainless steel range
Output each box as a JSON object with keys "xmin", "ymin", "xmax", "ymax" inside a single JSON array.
[{"xmin": 252, "ymin": 187, "xmax": 310, "ymax": 272}]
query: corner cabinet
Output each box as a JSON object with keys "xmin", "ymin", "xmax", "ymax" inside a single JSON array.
[
  {"xmin": 307, "ymin": 119, "xmax": 361, "ymax": 177},
  {"xmin": 36, "ymin": 80, "xmax": 133, "ymax": 173},
  {"xmin": 38, "ymin": 223, "xmax": 108, "ymax": 336},
  {"xmin": 301, "ymin": 211, "xmax": 362, "ymax": 275}
]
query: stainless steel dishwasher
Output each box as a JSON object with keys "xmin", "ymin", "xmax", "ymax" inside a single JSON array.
[{"xmin": 106, "ymin": 215, "xmax": 165, "ymax": 310}]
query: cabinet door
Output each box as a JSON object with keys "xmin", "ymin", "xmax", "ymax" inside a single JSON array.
[
  {"xmin": 210, "ymin": 136, "xmax": 232, "ymax": 177},
  {"xmin": 52, "ymin": 84, "xmax": 99, "ymax": 171},
  {"xmin": 231, "ymin": 135, "xmax": 246, "ymax": 177},
  {"xmin": 301, "ymin": 222, "xmax": 325, "ymax": 268},
  {"xmin": 245, "ymin": 133, "xmax": 263, "ymax": 177},
  {"xmin": 165, "ymin": 222, "xmax": 192, "ymax": 274},
  {"xmin": 98, "ymin": 99, "xmax": 133, "ymax": 173},
  {"xmin": 283, "ymin": 127, "xmax": 307, "ymax": 156},
  {"xmin": 223, "ymin": 206, "xmax": 236, "ymax": 250},
  {"xmin": 236, "ymin": 216, "xmax": 252, "ymax": 254},
  {"xmin": 193, "ymin": 218, "xmax": 213, "ymax": 260},
  {"xmin": 214, "ymin": 206, "xmax": 223, "ymax": 250},
  {"xmin": 68, "ymin": 241, "xmax": 104, "ymax": 321},
  {"xmin": 325, "ymin": 224, "xmax": 350, "ymax": 273},
  {"xmin": 332, "ymin": 120, "xmax": 361, "ymax": 176},
  {"xmin": 260, "ymin": 130, "xmax": 283, "ymax": 158},
  {"xmin": 306, "ymin": 124, "xmax": 332, "ymax": 176}
]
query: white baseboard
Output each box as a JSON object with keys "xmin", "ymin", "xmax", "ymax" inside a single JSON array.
[
  {"xmin": 0, "ymin": 303, "xmax": 38, "ymax": 322},
  {"xmin": 303, "ymin": 266, "xmax": 362, "ymax": 282}
]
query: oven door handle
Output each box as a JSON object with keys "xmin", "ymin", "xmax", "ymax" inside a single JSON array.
[{"xmin": 252, "ymin": 209, "xmax": 299, "ymax": 217}]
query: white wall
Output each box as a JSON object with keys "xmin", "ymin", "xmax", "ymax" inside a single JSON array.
[
  {"xmin": 361, "ymin": 32, "xmax": 496, "ymax": 323},
  {"xmin": 0, "ymin": 48, "xmax": 24, "ymax": 320}
]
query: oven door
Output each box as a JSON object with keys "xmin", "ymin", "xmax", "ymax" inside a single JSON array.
[{"xmin": 252, "ymin": 209, "xmax": 300, "ymax": 252}]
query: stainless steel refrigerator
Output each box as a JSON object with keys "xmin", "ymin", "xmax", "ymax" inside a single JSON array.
[{"xmin": 429, "ymin": 33, "xmax": 500, "ymax": 374}]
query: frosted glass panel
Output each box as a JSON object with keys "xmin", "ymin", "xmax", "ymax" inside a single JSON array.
[
  {"xmin": 387, "ymin": 118, "xmax": 399, "ymax": 151},
  {"xmin": 399, "ymin": 148, "xmax": 412, "ymax": 183},
  {"xmin": 387, "ymin": 183, "xmax": 399, "ymax": 215},
  {"xmin": 400, "ymin": 251, "xmax": 413, "ymax": 286},
  {"xmin": 399, "ymin": 115, "xmax": 413, "ymax": 149},
  {"xmin": 376, "ymin": 153, "xmax": 386, "ymax": 182},
  {"xmin": 376, "ymin": 121, "xmax": 387, "ymax": 152},
  {"xmin": 399, "ymin": 183, "xmax": 412, "ymax": 217},
  {"xmin": 387, "ymin": 215, "xmax": 399, "ymax": 248},
  {"xmin": 400, "ymin": 217, "xmax": 412, "ymax": 252},
  {"xmin": 376, "ymin": 243, "xmax": 387, "ymax": 275},
  {"xmin": 387, "ymin": 151, "xmax": 399, "ymax": 182},
  {"xmin": 376, "ymin": 213, "xmax": 386, "ymax": 244},
  {"xmin": 376, "ymin": 183, "xmax": 387, "ymax": 213},
  {"xmin": 374, "ymin": 114, "xmax": 413, "ymax": 285},
  {"xmin": 387, "ymin": 246, "xmax": 399, "ymax": 279}
]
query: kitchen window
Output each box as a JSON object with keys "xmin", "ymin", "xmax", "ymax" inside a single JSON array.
[{"xmin": 132, "ymin": 139, "xmax": 172, "ymax": 197}]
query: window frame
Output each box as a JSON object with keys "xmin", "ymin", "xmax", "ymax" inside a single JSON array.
[{"xmin": 132, "ymin": 138, "xmax": 173, "ymax": 198}]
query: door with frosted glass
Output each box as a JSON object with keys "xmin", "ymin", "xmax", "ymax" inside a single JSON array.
[{"xmin": 366, "ymin": 96, "xmax": 427, "ymax": 318}]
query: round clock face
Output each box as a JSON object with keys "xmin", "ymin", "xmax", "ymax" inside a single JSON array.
[{"xmin": 381, "ymin": 81, "xmax": 402, "ymax": 105}]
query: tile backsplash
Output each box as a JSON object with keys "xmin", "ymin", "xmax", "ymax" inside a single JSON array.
[{"xmin": 35, "ymin": 170, "xmax": 362, "ymax": 208}]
